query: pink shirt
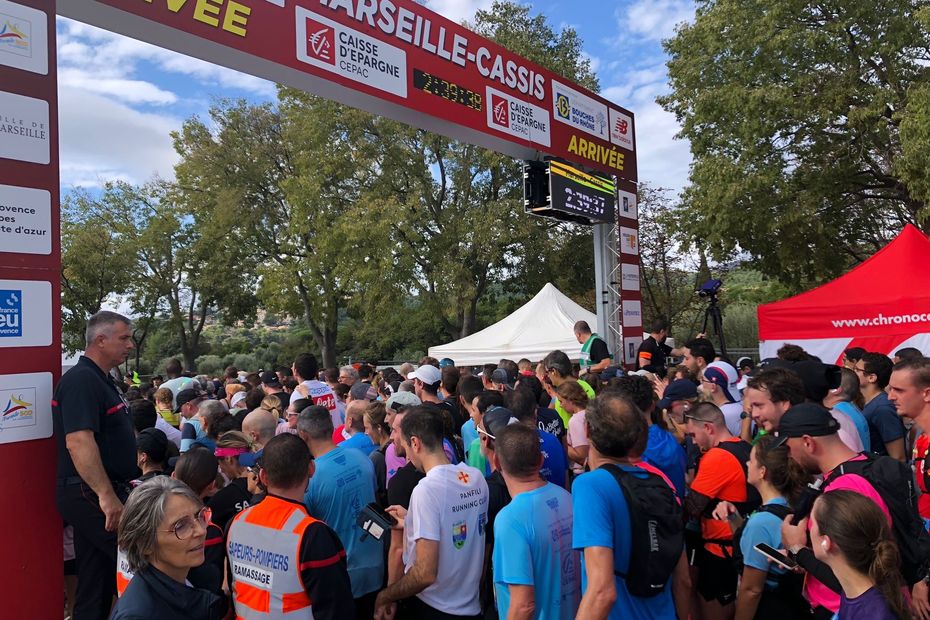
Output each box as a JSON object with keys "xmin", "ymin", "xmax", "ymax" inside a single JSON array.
[
  {"xmin": 568, "ymin": 410, "xmax": 588, "ymax": 474},
  {"xmin": 385, "ymin": 442, "xmax": 407, "ymax": 484},
  {"xmin": 806, "ymin": 466, "xmax": 891, "ymax": 612}
]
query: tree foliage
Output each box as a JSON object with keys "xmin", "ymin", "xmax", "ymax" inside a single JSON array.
[
  {"xmin": 661, "ymin": 0, "xmax": 930, "ymax": 288},
  {"xmin": 60, "ymin": 192, "xmax": 136, "ymax": 353},
  {"xmin": 61, "ymin": 181, "xmax": 257, "ymax": 370}
]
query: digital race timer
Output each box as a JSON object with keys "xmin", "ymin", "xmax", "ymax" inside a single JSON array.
[{"xmin": 413, "ymin": 69, "xmax": 482, "ymax": 112}]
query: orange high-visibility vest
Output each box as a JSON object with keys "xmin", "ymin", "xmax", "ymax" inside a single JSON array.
[
  {"xmin": 227, "ymin": 496, "xmax": 319, "ymax": 619},
  {"xmin": 116, "ymin": 547, "xmax": 134, "ymax": 597}
]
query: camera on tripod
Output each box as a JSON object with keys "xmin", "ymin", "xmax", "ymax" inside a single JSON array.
[
  {"xmin": 697, "ymin": 278, "xmax": 727, "ymax": 358},
  {"xmin": 697, "ymin": 279, "xmax": 723, "ymax": 299}
]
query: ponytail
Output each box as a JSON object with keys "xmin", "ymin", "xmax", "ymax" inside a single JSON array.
[
  {"xmin": 815, "ymin": 491, "xmax": 912, "ymax": 620},
  {"xmin": 869, "ymin": 539, "xmax": 911, "ymax": 620}
]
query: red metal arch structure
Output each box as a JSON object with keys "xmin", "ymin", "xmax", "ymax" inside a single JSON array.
[{"xmin": 0, "ymin": 1, "xmax": 638, "ymax": 615}]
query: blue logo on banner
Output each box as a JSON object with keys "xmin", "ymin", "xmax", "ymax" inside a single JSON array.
[{"xmin": 0, "ymin": 290, "xmax": 22, "ymax": 337}]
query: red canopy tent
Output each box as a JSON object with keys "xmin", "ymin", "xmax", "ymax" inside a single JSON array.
[{"xmin": 758, "ymin": 224, "xmax": 930, "ymax": 364}]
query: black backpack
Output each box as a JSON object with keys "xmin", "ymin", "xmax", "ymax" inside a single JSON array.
[
  {"xmin": 823, "ymin": 455, "xmax": 930, "ymax": 585},
  {"xmin": 602, "ymin": 464, "xmax": 684, "ymax": 597}
]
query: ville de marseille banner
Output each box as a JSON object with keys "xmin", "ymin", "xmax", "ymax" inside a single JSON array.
[{"xmin": 60, "ymin": 0, "xmax": 637, "ymax": 181}]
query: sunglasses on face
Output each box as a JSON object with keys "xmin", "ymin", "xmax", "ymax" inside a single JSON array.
[{"xmin": 476, "ymin": 426, "xmax": 496, "ymax": 441}]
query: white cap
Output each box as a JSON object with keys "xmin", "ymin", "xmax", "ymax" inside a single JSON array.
[
  {"xmin": 703, "ymin": 361, "xmax": 741, "ymax": 403},
  {"xmin": 409, "ymin": 365, "xmax": 441, "ymax": 386}
]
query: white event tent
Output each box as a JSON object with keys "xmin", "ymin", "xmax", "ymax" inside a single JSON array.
[{"xmin": 428, "ymin": 283, "xmax": 597, "ymax": 366}]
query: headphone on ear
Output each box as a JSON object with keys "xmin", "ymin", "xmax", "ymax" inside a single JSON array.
[{"xmin": 820, "ymin": 540, "xmax": 828, "ymax": 550}]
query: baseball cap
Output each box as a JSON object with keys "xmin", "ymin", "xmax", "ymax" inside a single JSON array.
[
  {"xmin": 230, "ymin": 391, "xmax": 247, "ymax": 409},
  {"xmin": 490, "ymin": 367, "xmax": 515, "ymax": 388},
  {"xmin": 657, "ymin": 379, "xmax": 698, "ymax": 410},
  {"xmin": 239, "ymin": 448, "xmax": 262, "ymax": 468},
  {"xmin": 350, "ymin": 382, "xmax": 378, "ymax": 401},
  {"xmin": 771, "ymin": 403, "xmax": 840, "ymax": 448},
  {"xmin": 409, "ymin": 365, "xmax": 441, "ymax": 386},
  {"xmin": 136, "ymin": 428, "xmax": 169, "ymax": 463},
  {"xmin": 175, "ymin": 388, "xmax": 206, "ymax": 412},
  {"xmin": 386, "ymin": 391, "xmax": 421, "ymax": 412},
  {"xmin": 736, "ymin": 357, "xmax": 754, "ymax": 371},
  {"xmin": 703, "ymin": 361, "xmax": 740, "ymax": 403},
  {"xmin": 260, "ymin": 370, "xmax": 281, "ymax": 388},
  {"xmin": 439, "ymin": 358, "xmax": 455, "ymax": 368},
  {"xmin": 482, "ymin": 406, "xmax": 519, "ymax": 439}
]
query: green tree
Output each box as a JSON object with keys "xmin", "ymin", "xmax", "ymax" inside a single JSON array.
[
  {"xmin": 637, "ymin": 185, "xmax": 704, "ymax": 333},
  {"xmin": 661, "ymin": 0, "xmax": 930, "ymax": 288},
  {"xmin": 60, "ymin": 191, "xmax": 136, "ymax": 353},
  {"xmin": 361, "ymin": 1, "xmax": 601, "ymax": 342},
  {"xmin": 172, "ymin": 97, "xmax": 393, "ymax": 367},
  {"xmin": 70, "ymin": 181, "xmax": 257, "ymax": 371}
]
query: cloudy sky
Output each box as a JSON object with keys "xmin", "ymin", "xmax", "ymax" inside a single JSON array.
[{"xmin": 55, "ymin": 0, "xmax": 695, "ymax": 194}]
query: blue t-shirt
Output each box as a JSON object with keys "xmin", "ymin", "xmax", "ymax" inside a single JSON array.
[
  {"xmin": 189, "ymin": 435, "xmax": 216, "ymax": 453},
  {"xmin": 643, "ymin": 425, "xmax": 687, "ymax": 499},
  {"xmin": 179, "ymin": 418, "xmax": 205, "ymax": 453},
  {"xmin": 304, "ymin": 446, "xmax": 383, "ymax": 597},
  {"xmin": 833, "ymin": 401, "xmax": 871, "ymax": 453},
  {"xmin": 493, "ymin": 483, "xmax": 578, "ymax": 620},
  {"xmin": 462, "ymin": 419, "xmax": 479, "ymax": 458},
  {"xmin": 572, "ymin": 467, "xmax": 677, "ymax": 620},
  {"xmin": 341, "ymin": 431, "xmax": 377, "ymax": 456},
  {"xmin": 739, "ymin": 497, "xmax": 789, "ymax": 588},
  {"xmin": 862, "ymin": 392, "xmax": 905, "ymax": 455},
  {"xmin": 538, "ymin": 429, "xmax": 567, "ymax": 489}
]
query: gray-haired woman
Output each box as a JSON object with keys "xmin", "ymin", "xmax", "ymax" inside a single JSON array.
[{"xmin": 111, "ymin": 477, "xmax": 225, "ymax": 620}]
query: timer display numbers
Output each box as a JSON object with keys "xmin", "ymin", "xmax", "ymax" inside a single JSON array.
[
  {"xmin": 413, "ymin": 69, "xmax": 482, "ymax": 112},
  {"xmin": 548, "ymin": 159, "xmax": 616, "ymax": 224}
]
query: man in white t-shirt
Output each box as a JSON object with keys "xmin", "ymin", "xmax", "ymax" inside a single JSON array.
[
  {"xmin": 701, "ymin": 361, "xmax": 745, "ymax": 436},
  {"xmin": 290, "ymin": 352, "xmax": 340, "ymax": 426},
  {"xmin": 376, "ymin": 406, "xmax": 488, "ymax": 620}
]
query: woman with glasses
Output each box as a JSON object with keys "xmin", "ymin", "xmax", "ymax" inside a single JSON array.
[{"xmin": 111, "ymin": 477, "xmax": 225, "ymax": 620}]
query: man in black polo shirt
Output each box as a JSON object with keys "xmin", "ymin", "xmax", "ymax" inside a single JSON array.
[{"xmin": 54, "ymin": 310, "xmax": 138, "ymax": 620}]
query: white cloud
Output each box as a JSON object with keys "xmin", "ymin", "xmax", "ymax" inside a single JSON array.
[
  {"xmin": 423, "ymin": 0, "xmax": 493, "ymax": 24},
  {"xmin": 58, "ymin": 69, "xmax": 178, "ymax": 105},
  {"xmin": 57, "ymin": 87, "xmax": 182, "ymax": 188},
  {"xmin": 630, "ymin": 102, "xmax": 691, "ymax": 194},
  {"xmin": 56, "ymin": 17, "xmax": 275, "ymax": 97},
  {"xmin": 623, "ymin": 0, "xmax": 695, "ymax": 42},
  {"xmin": 601, "ymin": 63, "xmax": 669, "ymax": 105},
  {"xmin": 155, "ymin": 53, "xmax": 276, "ymax": 96},
  {"xmin": 601, "ymin": 62, "xmax": 691, "ymax": 195}
]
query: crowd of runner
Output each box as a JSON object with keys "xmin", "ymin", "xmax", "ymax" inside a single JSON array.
[{"xmin": 56, "ymin": 311, "xmax": 930, "ymax": 620}]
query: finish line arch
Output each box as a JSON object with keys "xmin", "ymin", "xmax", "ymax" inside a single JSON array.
[{"xmin": 0, "ymin": 1, "xmax": 638, "ymax": 615}]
